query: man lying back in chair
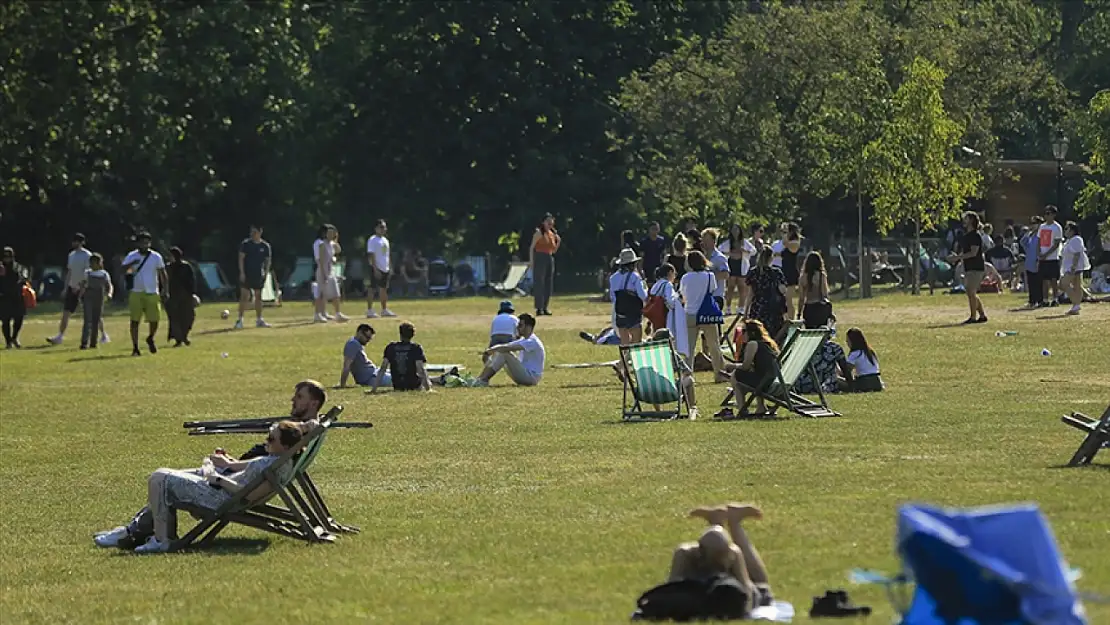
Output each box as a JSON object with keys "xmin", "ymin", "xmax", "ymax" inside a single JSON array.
[{"xmin": 92, "ymin": 380, "xmax": 327, "ymax": 550}]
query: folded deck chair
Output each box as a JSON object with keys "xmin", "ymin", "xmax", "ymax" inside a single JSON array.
[
  {"xmin": 621, "ymin": 339, "xmax": 686, "ymax": 421},
  {"xmin": 1061, "ymin": 403, "xmax": 1110, "ymax": 467},
  {"xmin": 171, "ymin": 419, "xmax": 337, "ymax": 551},
  {"xmin": 489, "ymin": 261, "xmax": 530, "ymax": 296},
  {"xmin": 719, "ymin": 329, "xmax": 840, "ymax": 418}
]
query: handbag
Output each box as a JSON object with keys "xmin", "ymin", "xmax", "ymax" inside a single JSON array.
[
  {"xmin": 695, "ymin": 277, "xmax": 724, "ymax": 325},
  {"xmin": 643, "ymin": 281, "xmax": 668, "ymax": 331},
  {"xmin": 125, "ymin": 252, "xmax": 152, "ymax": 291},
  {"xmin": 21, "ymin": 283, "xmax": 37, "ymax": 309}
]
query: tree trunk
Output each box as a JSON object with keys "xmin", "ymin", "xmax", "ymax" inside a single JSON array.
[{"xmin": 912, "ymin": 217, "xmax": 922, "ymax": 296}]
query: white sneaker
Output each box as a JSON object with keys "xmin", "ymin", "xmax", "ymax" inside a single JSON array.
[
  {"xmin": 233, "ymin": 319, "xmax": 244, "ymax": 330},
  {"xmin": 256, "ymin": 319, "xmax": 272, "ymax": 328},
  {"xmin": 689, "ymin": 407, "xmax": 699, "ymax": 421},
  {"xmin": 324, "ymin": 312, "xmax": 334, "ymax": 320},
  {"xmin": 313, "ymin": 314, "xmax": 327, "ymax": 324},
  {"xmin": 468, "ymin": 378, "xmax": 489, "ymax": 388},
  {"xmin": 134, "ymin": 536, "xmax": 170, "ymax": 554},
  {"xmin": 334, "ymin": 312, "xmax": 349, "ymax": 323},
  {"xmin": 47, "ymin": 335, "xmax": 63, "ymax": 345},
  {"xmin": 381, "ymin": 309, "xmax": 397, "ymax": 318},
  {"xmin": 100, "ymin": 333, "xmax": 110, "ymax": 344},
  {"xmin": 365, "ymin": 309, "xmax": 378, "ymax": 318},
  {"xmin": 94, "ymin": 526, "xmax": 130, "ymax": 548}
]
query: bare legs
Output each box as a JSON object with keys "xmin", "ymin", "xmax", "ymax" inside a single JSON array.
[{"xmin": 688, "ymin": 503, "xmax": 770, "ymax": 587}]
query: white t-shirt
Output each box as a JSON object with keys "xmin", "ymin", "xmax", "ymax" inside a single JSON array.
[
  {"xmin": 490, "ymin": 312, "xmax": 519, "ymax": 337},
  {"xmin": 510, "ymin": 334, "xmax": 546, "ymax": 378},
  {"xmin": 770, "ymin": 240, "xmax": 785, "ymax": 268},
  {"xmin": 367, "ymin": 235, "xmax": 391, "ymax": 272},
  {"xmin": 67, "ymin": 247, "xmax": 92, "ymax": 288},
  {"xmin": 123, "ymin": 249, "xmax": 165, "ymax": 294},
  {"xmin": 846, "ymin": 350, "xmax": 880, "ymax": 377},
  {"xmin": 707, "ymin": 249, "xmax": 729, "ymax": 297},
  {"xmin": 679, "ymin": 270, "xmax": 717, "ymax": 315},
  {"xmin": 1038, "ymin": 222, "xmax": 1064, "ymax": 260},
  {"xmin": 1061, "ymin": 235, "xmax": 1091, "ymax": 274}
]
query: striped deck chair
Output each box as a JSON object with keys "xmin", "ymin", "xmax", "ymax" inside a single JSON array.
[
  {"xmin": 719, "ymin": 329, "xmax": 840, "ymax": 418},
  {"xmin": 171, "ymin": 419, "xmax": 337, "ymax": 551},
  {"xmin": 621, "ymin": 339, "xmax": 686, "ymax": 421}
]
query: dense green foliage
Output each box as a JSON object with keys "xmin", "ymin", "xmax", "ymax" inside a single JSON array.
[{"xmin": 1, "ymin": 0, "xmax": 1108, "ymax": 271}]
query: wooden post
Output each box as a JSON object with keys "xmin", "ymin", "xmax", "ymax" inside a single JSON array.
[{"xmin": 861, "ymin": 246, "xmax": 873, "ymax": 299}]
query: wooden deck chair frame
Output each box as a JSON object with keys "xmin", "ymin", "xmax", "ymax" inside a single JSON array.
[
  {"xmin": 170, "ymin": 419, "xmax": 336, "ymax": 551},
  {"xmin": 1061, "ymin": 404, "xmax": 1110, "ymax": 467},
  {"xmin": 721, "ymin": 312, "xmax": 744, "ymax": 361},
  {"xmin": 489, "ymin": 261, "xmax": 530, "ymax": 296},
  {"xmin": 719, "ymin": 329, "xmax": 840, "ymax": 418},
  {"xmin": 620, "ymin": 338, "xmax": 686, "ymax": 422}
]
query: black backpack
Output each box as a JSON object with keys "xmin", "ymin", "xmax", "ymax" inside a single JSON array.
[
  {"xmin": 632, "ymin": 574, "xmax": 750, "ymax": 622},
  {"xmin": 614, "ymin": 272, "xmax": 644, "ymax": 318}
]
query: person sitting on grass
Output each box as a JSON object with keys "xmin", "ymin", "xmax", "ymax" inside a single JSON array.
[
  {"xmin": 94, "ymin": 421, "xmax": 303, "ymax": 554},
  {"xmin": 93, "ymin": 380, "xmax": 327, "ymax": 550},
  {"xmin": 473, "ymin": 313, "xmax": 545, "ymax": 387},
  {"xmin": 370, "ymin": 321, "xmax": 430, "ymax": 393},
  {"xmin": 667, "ymin": 502, "xmax": 774, "ymax": 616},
  {"xmin": 487, "ymin": 300, "xmax": 519, "ymax": 363},
  {"xmin": 337, "ymin": 324, "xmax": 390, "ymax": 388},
  {"xmin": 844, "ymin": 328, "xmax": 884, "ymax": 392},
  {"xmin": 721, "ymin": 320, "xmax": 780, "ymax": 416}
]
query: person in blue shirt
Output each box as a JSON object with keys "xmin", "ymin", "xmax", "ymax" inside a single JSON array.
[
  {"xmin": 1021, "ymin": 216, "xmax": 1044, "ymax": 308},
  {"xmin": 337, "ymin": 324, "xmax": 390, "ymax": 388}
]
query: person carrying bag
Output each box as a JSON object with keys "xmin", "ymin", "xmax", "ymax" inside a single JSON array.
[{"xmin": 680, "ymin": 251, "xmax": 727, "ymax": 382}]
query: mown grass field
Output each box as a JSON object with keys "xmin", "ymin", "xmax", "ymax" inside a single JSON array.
[{"xmin": 1, "ymin": 292, "xmax": 1108, "ymax": 624}]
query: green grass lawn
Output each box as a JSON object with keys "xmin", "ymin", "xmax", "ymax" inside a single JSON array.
[{"xmin": 1, "ymin": 292, "xmax": 1107, "ymax": 624}]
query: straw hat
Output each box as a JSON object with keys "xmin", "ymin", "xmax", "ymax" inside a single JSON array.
[{"xmin": 615, "ymin": 248, "xmax": 639, "ymax": 266}]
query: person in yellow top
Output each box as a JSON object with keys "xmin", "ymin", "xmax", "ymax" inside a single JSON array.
[{"xmin": 529, "ymin": 212, "xmax": 561, "ymax": 316}]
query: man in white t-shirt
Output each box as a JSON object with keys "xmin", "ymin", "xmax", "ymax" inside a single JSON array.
[
  {"xmin": 121, "ymin": 232, "xmax": 168, "ymax": 356},
  {"xmin": 365, "ymin": 219, "xmax": 395, "ymax": 318},
  {"xmin": 1036, "ymin": 205, "xmax": 1064, "ymax": 305},
  {"xmin": 475, "ymin": 313, "xmax": 545, "ymax": 386},
  {"xmin": 48, "ymin": 233, "xmax": 104, "ymax": 345}
]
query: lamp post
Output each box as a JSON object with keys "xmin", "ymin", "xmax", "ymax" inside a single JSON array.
[{"xmin": 1051, "ymin": 129, "xmax": 1069, "ymax": 211}]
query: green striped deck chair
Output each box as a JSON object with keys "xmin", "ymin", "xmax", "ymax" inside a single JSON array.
[
  {"xmin": 621, "ymin": 339, "xmax": 686, "ymax": 421},
  {"xmin": 719, "ymin": 329, "xmax": 840, "ymax": 418},
  {"xmin": 171, "ymin": 418, "xmax": 339, "ymax": 551}
]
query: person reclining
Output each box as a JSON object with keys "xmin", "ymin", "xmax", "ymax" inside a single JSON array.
[
  {"xmin": 337, "ymin": 324, "xmax": 391, "ymax": 388},
  {"xmin": 721, "ymin": 320, "xmax": 780, "ymax": 416},
  {"xmin": 474, "ymin": 313, "xmax": 545, "ymax": 386},
  {"xmin": 94, "ymin": 420, "xmax": 303, "ymax": 554},
  {"xmin": 92, "ymin": 380, "xmax": 327, "ymax": 549},
  {"xmin": 668, "ymin": 502, "xmax": 774, "ymax": 616}
]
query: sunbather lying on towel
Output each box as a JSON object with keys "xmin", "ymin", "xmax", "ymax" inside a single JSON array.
[
  {"xmin": 668, "ymin": 502, "xmax": 774, "ymax": 616},
  {"xmin": 93, "ymin": 420, "xmax": 303, "ymax": 554},
  {"xmin": 92, "ymin": 380, "xmax": 327, "ymax": 551}
]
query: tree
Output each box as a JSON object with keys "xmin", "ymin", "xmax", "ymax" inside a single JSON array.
[
  {"xmin": 863, "ymin": 57, "xmax": 981, "ymax": 294},
  {"xmin": 1074, "ymin": 89, "xmax": 1110, "ymax": 232}
]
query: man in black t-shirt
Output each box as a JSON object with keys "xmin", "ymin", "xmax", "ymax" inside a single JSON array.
[
  {"xmin": 984, "ymin": 235, "xmax": 1015, "ymax": 284},
  {"xmin": 640, "ymin": 222, "xmax": 668, "ymax": 285},
  {"xmin": 370, "ymin": 321, "xmax": 430, "ymax": 392},
  {"xmin": 948, "ymin": 211, "xmax": 988, "ymax": 324}
]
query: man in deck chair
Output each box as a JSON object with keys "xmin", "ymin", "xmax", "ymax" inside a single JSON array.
[
  {"xmin": 94, "ymin": 421, "xmax": 304, "ymax": 554},
  {"xmin": 93, "ymin": 380, "xmax": 327, "ymax": 549}
]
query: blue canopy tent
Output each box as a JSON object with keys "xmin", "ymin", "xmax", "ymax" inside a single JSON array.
[{"xmin": 893, "ymin": 503, "xmax": 1087, "ymax": 625}]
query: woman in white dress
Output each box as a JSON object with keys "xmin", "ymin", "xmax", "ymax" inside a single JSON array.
[{"xmin": 1059, "ymin": 221, "xmax": 1091, "ymax": 315}]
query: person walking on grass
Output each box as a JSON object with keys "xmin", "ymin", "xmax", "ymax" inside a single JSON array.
[
  {"xmin": 0, "ymin": 246, "xmax": 29, "ymax": 348},
  {"xmin": 370, "ymin": 321, "xmax": 430, "ymax": 393},
  {"xmin": 165, "ymin": 247, "xmax": 197, "ymax": 347},
  {"xmin": 1037, "ymin": 205, "xmax": 1064, "ymax": 306},
  {"xmin": 366, "ymin": 219, "xmax": 395, "ymax": 318},
  {"xmin": 474, "ymin": 313, "xmax": 546, "ymax": 387},
  {"xmin": 79, "ymin": 253, "xmax": 112, "ymax": 350},
  {"xmin": 1059, "ymin": 221, "xmax": 1091, "ymax": 316},
  {"xmin": 640, "ymin": 222, "xmax": 668, "ymax": 287},
  {"xmin": 947, "ymin": 211, "xmax": 988, "ymax": 324},
  {"xmin": 680, "ymin": 250, "xmax": 727, "ymax": 383},
  {"xmin": 48, "ymin": 233, "xmax": 108, "ymax": 345},
  {"xmin": 337, "ymin": 324, "xmax": 391, "ymax": 388},
  {"xmin": 235, "ymin": 225, "xmax": 272, "ymax": 329},
  {"xmin": 610, "ymin": 248, "xmax": 647, "ymax": 345},
  {"xmin": 122, "ymin": 232, "xmax": 168, "ymax": 355},
  {"xmin": 530, "ymin": 213, "xmax": 561, "ymax": 316}
]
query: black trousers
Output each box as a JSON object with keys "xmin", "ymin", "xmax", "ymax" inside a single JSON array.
[
  {"xmin": 1026, "ymin": 270, "xmax": 1042, "ymax": 305},
  {"xmin": 166, "ymin": 295, "xmax": 195, "ymax": 343},
  {"xmin": 0, "ymin": 299, "xmax": 25, "ymax": 345}
]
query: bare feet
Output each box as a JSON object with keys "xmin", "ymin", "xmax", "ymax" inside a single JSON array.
[
  {"xmin": 688, "ymin": 505, "xmax": 729, "ymax": 526},
  {"xmin": 726, "ymin": 503, "xmax": 763, "ymax": 522}
]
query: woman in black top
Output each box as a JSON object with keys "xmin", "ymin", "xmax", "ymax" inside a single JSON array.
[
  {"xmin": 165, "ymin": 246, "xmax": 198, "ymax": 346},
  {"xmin": 668, "ymin": 233, "xmax": 689, "ymax": 282},
  {"xmin": 727, "ymin": 320, "xmax": 781, "ymax": 416},
  {"xmin": 948, "ymin": 211, "xmax": 988, "ymax": 324},
  {"xmin": 0, "ymin": 246, "xmax": 29, "ymax": 348},
  {"xmin": 744, "ymin": 246, "xmax": 788, "ymax": 340}
]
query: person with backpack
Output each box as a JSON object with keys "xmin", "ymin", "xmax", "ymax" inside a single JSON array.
[
  {"xmin": 644, "ymin": 263, "xmax": 688, "ymax": 359},
  {"xmin": 609, "ymin": 248, "xmax": 647, "ymax": 345}
]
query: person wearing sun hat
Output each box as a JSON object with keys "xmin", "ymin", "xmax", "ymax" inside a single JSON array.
[
  {"xmin": 487, "ymin": 299, "xmax": 520, "ymax": 362},
  {"xmin": 609, "ymin": 247, "xmax": 648, "ymax": 345}
]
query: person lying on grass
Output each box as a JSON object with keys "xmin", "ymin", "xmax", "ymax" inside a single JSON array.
[
  {"xmin": 93, "ymin": 380, "xmax": 326, "ymax": 550},
  {"xmin": 472, "ymin": 313, "xmax": 545, "ymax": 387},
  {"xmin": 668, "ymin": 502, "xmax": 774, "ymax": 616},
  {"xmin": 94, "ymin": 421, "xmax": 303, "ymax": 554},
  {"xmin": 611, "ymin": 328, "xmax": 699, "ymax": 419}
]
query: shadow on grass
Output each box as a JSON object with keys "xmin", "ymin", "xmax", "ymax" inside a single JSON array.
[
  {"xmin": 1045, "ymin": 463, "xmax": 1110, "ymax": 471},
  {"xmin": 923, "ymin": 321, "xmax": 980, "ymax": 329},
  {"xmin": 113, "ymin": 537, "xmax": 272, "ymax": 557},
  {"xmin": 559, "ymin": 383, "xmax": 612, "ymax": 389},
  {"xmin": 67, "ymin": 353, "xmax": 135, "ymax": 363},
  {"xmin": 1035, "ymin": 314, "xmax": 1075, "ymax": 320}
]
